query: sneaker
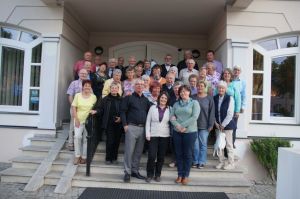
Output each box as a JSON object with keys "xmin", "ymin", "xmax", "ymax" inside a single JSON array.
[
  {"xmin": 192, "ymin": 164, "xmax": 198, "ymax": 168},
  {"xmin": 198, "ymin": 164, "xmax": 205, "ymax": 169},
  {"xmin": 73, "ymin": 157, "xmax": 80, "ymax": 165},
  {"xmin": 223, "ymin": 163, "xmax": 235, "ymax": 170},
  {"xmin": 169, "ymin": 162, "xmax": 176, "ymax": 168},
  {"xmin": 216, "ymin": 162, "xmax": 224, "ymax": 169}
]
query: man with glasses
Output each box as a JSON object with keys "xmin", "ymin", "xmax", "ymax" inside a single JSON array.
[
  {"xmin": 179, "ymin": 59, "xmax": 199, "ymax": 85},
  {"xmin": 66, "ymin": 69, "xmax": 88, "ymax": 151},
  {"xmin": 121, "ymin": 79, "xmax": 152, "ymax": 183}
]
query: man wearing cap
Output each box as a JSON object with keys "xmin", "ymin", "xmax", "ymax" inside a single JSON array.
[{"xmin": 214, "ymin": 80, "xmax": 236, "ymax": 170}]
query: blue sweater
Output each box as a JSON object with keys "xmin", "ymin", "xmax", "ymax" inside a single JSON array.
[{"xmin": 170, "ymin": 98, "xmax": 200, "ymax": 133}]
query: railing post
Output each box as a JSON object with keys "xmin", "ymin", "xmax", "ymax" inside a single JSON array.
[{"xmin": 85, "ymin": 115, "xmax": 93, "ymax": 176}]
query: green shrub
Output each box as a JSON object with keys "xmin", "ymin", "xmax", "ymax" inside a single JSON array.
[{"xmin": 250, "ymin": 138, "xmax": 291, "ymax": 181}]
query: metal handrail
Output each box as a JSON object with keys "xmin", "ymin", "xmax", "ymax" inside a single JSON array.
[{"xmin": 85, "ymin": 114, "xmax": 99, "ymax": 176}]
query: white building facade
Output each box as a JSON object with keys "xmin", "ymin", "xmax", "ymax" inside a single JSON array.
[{"xmin": 0, "ymin": 0, "xmax": 300, "ymax": 161}]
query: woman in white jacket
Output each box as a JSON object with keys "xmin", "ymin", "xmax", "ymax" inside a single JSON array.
[{"xmin": 145, "ymin": 91, "xmax": 171, "ymax": 183}]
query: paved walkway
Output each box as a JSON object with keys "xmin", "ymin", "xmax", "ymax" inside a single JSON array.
[{"xmin": 0, "ymin": 163, "xmax": 276, "ymax": 199}]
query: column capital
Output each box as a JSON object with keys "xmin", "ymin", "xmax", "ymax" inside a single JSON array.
[
  {"xmin": 231, "ymin": 39, "xmax": 250, "ymax": 48},
  {"xmin": 42, "ymin": 35, "xmax": 60, "ymax": 42}
]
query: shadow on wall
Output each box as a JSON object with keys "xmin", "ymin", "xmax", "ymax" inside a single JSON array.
[{"xmin": 235, "ymin": 139, "xmax": 272, "ymax": 183}]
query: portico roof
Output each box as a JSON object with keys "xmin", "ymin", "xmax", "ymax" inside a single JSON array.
[{"xmin": 61, "ymin": 0, "xmax": 228, "ymax": 34}]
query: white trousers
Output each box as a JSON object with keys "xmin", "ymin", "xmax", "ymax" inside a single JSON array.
[
  {"xmin": 216, "ymin": 129, "xmax": 234, "ymax": 164},
  {"xmin": 74, "ymin": 123, "xmax": 87, "ymax": 158}
]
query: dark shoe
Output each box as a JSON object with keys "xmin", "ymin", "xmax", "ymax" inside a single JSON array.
[
  {"xmin": 131, "ymin": 172, "xmax": 146, "ymax": 180},
  {"xmin": 112, "ymin": 160, "xmax": 119, "ymax": 165},
  {"xmin": 68, "ymin": 144, "xmax": 74, "ymax": 151},
  {"xmin": 145, "ymin": 177, "xmax": 152, "ymax": 183},
  {"xmin": 124, "ymin": 173, "xmax": 130, "ymax": 183},
  {"xmin": 175, "ymin": 177, "xmax": 182, "ymax": 184},
  {"xmin": 105, "ymin": 161, "xmax": 112, "ymax": 165},
  {"xmin": 198, "ymin": 164, "xmax": 205, "ymax": 169},
  {"xmin": 154, "ymin": 176, "xmax": 161, "ymax": 182}
]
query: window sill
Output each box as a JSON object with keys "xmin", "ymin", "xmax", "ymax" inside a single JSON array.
[
  {"xmin": 249, "ymin": 122, "xmax": 300, "ymax": 126},
  {"xmin": 0, "ymin": 111, "xmax": 39, "ymax": 115}
]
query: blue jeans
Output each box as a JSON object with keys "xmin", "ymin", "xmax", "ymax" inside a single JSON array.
[
  {"xmin": 173, "ymin": 131, "xmax": 197, "ymax": 178},
  {"xmin": 193, "ymin": 129, "xmax": 209, "ymax": 165}
]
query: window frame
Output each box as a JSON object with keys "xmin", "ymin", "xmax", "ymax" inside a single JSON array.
[
  {"xmin": 0, "ymin": 34, "xmax": 42, "ymax": 113},
  {"xmin": 252, "ymin": 36, "xmax": 300, "ymax": 124}
]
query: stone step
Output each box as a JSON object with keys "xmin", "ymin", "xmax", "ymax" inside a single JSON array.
[
  {"xmin": 58, "ymin": 150, "xmax": 224, "ymax": 163},
  {"xmin": 11, "ymin": 156, "xmax": 67, "ymax": 171},
  {"xmin": 11, "ymin": 155, "xmax": 242, "ymax": 177},
  {"xmin": 72, "ymin": 172, "xmax": 252, "ymax": 193},
  {"xmin": 29, "ymin": 137, "xmax": 57, "ymax": 147},
  {"xmin": 0, "ymin": 168, "xmax": 34, "ymax": 183},
  {"xmin": 76, "ymin": 163, "xmax": 245, "ymax": 179},
  {"xmin": 20, "ymin": 145, "xmax": 50, "ymax": 157},
  {"xmin": 33, "ymin": 133, "xmax": 57, "ymax": 138},
  {"xmin": 45, "ymin": 170, "xmax": 63, "ymax": 185},
  {"xmin": 95, "ymin": 142, "xmax": 214, "ymax": 154}
]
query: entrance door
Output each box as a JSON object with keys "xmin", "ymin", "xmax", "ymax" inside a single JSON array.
[{"xmin": 109, "ymin": 41, "xmax": 179, "ymax": 65}]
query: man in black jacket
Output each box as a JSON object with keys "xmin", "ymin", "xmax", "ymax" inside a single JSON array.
[
  {"xmin": 161, "ymin": 54, "xmax": 176, "ymax": 78},
  {"xmin": 121, "ymin": 79, "xmax": 152, "ymax": 182}
]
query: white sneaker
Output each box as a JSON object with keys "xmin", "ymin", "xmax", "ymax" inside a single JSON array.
[
  {"xmin": 223, "ymin": 163, "xmax": 235, "ymax": 170},
  {"xmin": 216, "ymin": 163, "xmax": 224, "ymax": 169},
  {"xmin": 169, "ymin": 162, "xmax": 176, "ymax": 168}
]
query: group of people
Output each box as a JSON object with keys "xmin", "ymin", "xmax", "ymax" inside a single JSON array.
[{"xmin": 66, "ymin": 49, "xmax": 246, "ymax": 185}]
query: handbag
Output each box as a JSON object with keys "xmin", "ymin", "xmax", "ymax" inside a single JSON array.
[{"xmin": 213, "ymin": 129, "xmax": 226, "ymax": 157}]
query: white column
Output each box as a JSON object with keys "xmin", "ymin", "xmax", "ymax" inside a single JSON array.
[
  {"xmin": 231, "ymin": 40, "xmax": 250, "ymax": 138},
  {"xmin": 277, "ymin": 148, "xmax": 300, "ymax": 199},
  {"xmin": 37, "ymin": 36, "xmax": 60, "ymax": 129}
]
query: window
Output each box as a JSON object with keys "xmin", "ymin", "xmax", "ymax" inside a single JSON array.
[
  {"xmin": 0, "ymin": 47, "xmax": 24, "ymax": 106},
  {"xmin": 0, "ymin": 25, "xmax": 41, "ymax": 113},
  {"xmin": 252, "ymin": 50, "xmax": 264, "ymax": 120},
  {"xmin": 271, "ymin": 56, "xmax": 295, "ymax": 117},
  {"xmin": 252, "ymin": 36, "xmax": 299, "ymax": 124},
  {"xmin": 29, "ymin": 44, "xmax": 42, "ymax": 111}
]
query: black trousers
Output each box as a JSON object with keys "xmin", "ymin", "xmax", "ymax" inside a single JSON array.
[
  {"xmin": 146, "ymin": 137, "xmax": 169, "ymax": 178},
  {"xmin": 232, "ymin": 116, "xmax": 239, "ymax": 146},
  {"xmin": 105, "ymin": 124, "xmax": 122, "ymax": 161}
]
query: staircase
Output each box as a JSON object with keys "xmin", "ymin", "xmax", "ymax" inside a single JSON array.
[{"xmin": 0, "ymin": 124, "xmax": 252, "ymax": 193}]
